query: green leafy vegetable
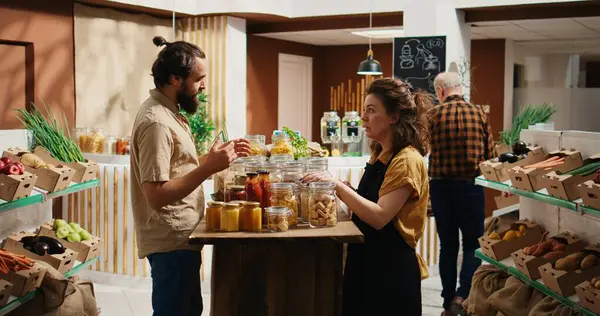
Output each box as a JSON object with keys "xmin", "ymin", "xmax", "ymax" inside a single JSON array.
[
  {"xmin": 499, "ymin": 103, "xmax": 557, "ymax": 146},
  {"xmin": 180, "ymin": 92, "xmax": 215, "ymax": 154},
  {"xmin": 282, "ymin": 127, "xmax": 308, "ymax": 160}
]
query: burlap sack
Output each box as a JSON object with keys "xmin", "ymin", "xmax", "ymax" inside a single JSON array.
[
  {"xmin": 485, "ymin": 212, "xmax": 519, "ymax": 236},
  {"xmin": 529, "ymin": 296, "xmax": 581, "ymax": 316},
  {"xmin": 9, "ymin": 261, "xmax": 97, "ymax": 316},
  {"xmin": 488, "ymin": 276, "xmax": 546, "ymax": 316},
  {"xmin": 463, "ymin": 265, "xmax": 510, "ymax": 316}
]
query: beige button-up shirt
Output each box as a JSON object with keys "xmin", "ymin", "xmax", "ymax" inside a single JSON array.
[{"xmin": 130, "ymin": 89, "xmax": 205, "ymax": 259}]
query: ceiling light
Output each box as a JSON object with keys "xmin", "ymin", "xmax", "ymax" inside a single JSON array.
[
  {"xmin": 357, "ymin": 0, "xmax": 383, "ymax": 76},
  {"xmin": 351, "ymin": 29, "xmax": 405, "ymax": 39}
]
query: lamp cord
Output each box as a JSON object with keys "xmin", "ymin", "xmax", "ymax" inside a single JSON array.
[{"xmin": 368, "ymin": 0, "xmax": 372, "ymax": 50}]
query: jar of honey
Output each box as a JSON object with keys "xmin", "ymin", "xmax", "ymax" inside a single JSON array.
[
  {"xmin": 220, "ymin": 202, "xmax": 240, "ymax": 232},
  {"xmin": 242, "ymin": 201, "xmax": 262, "ymax": 232},
  {"xmin": 205, "ymin": 201, "xmax": 223, "ymax": 231}
]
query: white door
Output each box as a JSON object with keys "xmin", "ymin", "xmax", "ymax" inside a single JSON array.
[{"xmin": 278, "ymin": 53, "xmax": 313, "ymax": 140}]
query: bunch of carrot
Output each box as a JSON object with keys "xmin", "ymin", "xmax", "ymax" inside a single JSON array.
[
  {"xmin": 0, "ymin": 249, "xmax": 35, "ymax": 274},
  {"xmin": 523, "ymin": 156, "xmax": 565, "ymax": 170}
]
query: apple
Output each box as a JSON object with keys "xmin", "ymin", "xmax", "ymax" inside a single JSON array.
[
  {"xmin": 67, "ymin": 232, "xmax": 81, "ymax": 243},
  {"xmin": 13, "ymin": 162, "xmax": 24, "ymax": 174},
  {"xmin": 69, "ymin": 222, "xmax": 83, "ymax": 233},
  {"xmin": 0, "ymin": 161, "xmax": 5, "ymax": 171},
  {"xmin": 53, "ymin": 219, "xmax": 69, "ymax": 230},
  {"xmin": 56, "ymin": 227, "xmax": 71, "ymax": 239},
  {"xmin": 0, "ymin": 157, "xmax": 11, "ymax": 165},
  {"xmin": 79, "ymin": 230, "xmax": 92, "ymax": 241}
]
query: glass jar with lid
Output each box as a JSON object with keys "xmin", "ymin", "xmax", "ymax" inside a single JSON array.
[
  {"xmin": 269, "ymin": 154, "xmax": 293, "ymax": 165},
  {"xmin": 246, "ymin": 134, "xmax": 267, "ymax": 157},
  {"xmin": 308, "ymin": 182, "xmax": 337, "ymax": 228},
  {"xmin": 116, "ymin": 136, "xmax": 130, "ymax": 155},
  {"xmin": 342, "ymin": 111, "xmax": 362, "ymax": 144},
  {"xmin": 266, "ymin": 206, "xmax": 293, "ymax": 232},
  {"xmin": 226, "ymin": 185, "xmax": 246, "ymax": 202},
  {"xmin": 242, "ymin": 201, "xmax": 262, "ymax": 232},
  {"xmin": 262, "ymin": 162, "xmax": 283, "ymax": 183},
  {"xmin": 205, "ymin": 201, "xmax": 223, "ymax": 231},
  {"xmin": 104, "ymin": 136, "xmax": 118, "ymax": 155},
  {"xmin": 270, "ymin": 183, "xmax": 298, "ymax": 227},
  {"xmin": 90, "ymin": 128, "xmax": 105, "ymax": 153},
  {"xmin": 320, "ymin": 111, "xmax": 341, "ymax": 144},
  {"xmin": 220, "ymin": 202, "xmax": 240, "ymax": 232},
  {"xmin": 245, "ymin": 172, "xmax": 263, "ymax": 204},
  {"xmin": 223, "ymin": 157, "xmax": 251, "ymax": 196},
  {"xmin": 271, "ymin": 131, "xmax": 293, "ymax": 156},
  {"xmin": 257, "ymin": 170, "xmax": 271, "ymax": 225},
  {"xmin": 77, "ymin": 127, "xmax": 92, "ymax": 152}
]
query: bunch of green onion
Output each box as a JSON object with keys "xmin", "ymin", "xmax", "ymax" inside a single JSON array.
[
  {"xmin": 15, "ymin": 103, "xmax": 85, "ymax": 163},
  {"xmin": 499, "ymin": 103, "xmax": 557, "ymax": 146}
]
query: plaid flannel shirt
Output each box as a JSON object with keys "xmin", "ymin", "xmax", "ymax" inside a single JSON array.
[{"xmin": 428, "ymin": 95, "xmax": 494, "ymax": 179}]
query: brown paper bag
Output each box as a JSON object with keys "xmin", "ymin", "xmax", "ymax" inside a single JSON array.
[{"xmin": 463, "ymin": 265, "xmax": 510, "ymax": 316}]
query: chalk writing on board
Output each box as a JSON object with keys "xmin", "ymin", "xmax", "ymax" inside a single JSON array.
[{"xmin": 393, "ymin": 36, "xmax": 446, "ymax": 94}]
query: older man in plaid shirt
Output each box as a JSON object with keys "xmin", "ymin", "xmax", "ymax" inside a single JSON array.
[{"xmin": 429, "ymin": 72, "xmax": 494, "ymax": 316}]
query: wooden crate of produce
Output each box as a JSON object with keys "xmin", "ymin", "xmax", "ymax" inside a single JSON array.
[
  {"xmin": 578, "ymin": 180, "xmax": 600, "ymax": 210},
  {"xmin": 511, "ymin": 232, "xmax": 586, "ymax": 280},
  {"xmin": 2, "ymin": 148, "xmax": 75, "ymax": 192},
  {"xmin": 509, "ymin": 150, "xmax": 584, "ymax": 192},
  {"xmin": 33, "ymin": 147, "xmax": 98, "ymax": 183},
  {"xmin": 478, "ymin": 219, "xmax": 544, "ymax": 261},
  {"xmin": 0, "ymin": 262, "xmax": 45, "ymax": 297},
  {"xmin": 3, "ymin": 232, "xmax": 77, "ymax": 274},
  {"xmin": 539, "ymin": 245, "xmax": 600, "ymax": 297},
  {"xmin": 575, "ymin": 279, "xmax": 600, "ymax": 315},
  {"xmin": 480, "ymin": 146, "xmax": 545, "ymax": 182},
  {"xmin": 0, "ymin": 279, "xmax": 13, "ymax": 307},
  {"xmin": 0, "ymin": 171, "xmax": 37, "ymax": 202},
  {"xmin": 543, "ymin": 153, "xmax": 600, "ymax": 201},
  {"xmin": 38, "ymin": 221, "xmax": 101, "ymax": 263}
]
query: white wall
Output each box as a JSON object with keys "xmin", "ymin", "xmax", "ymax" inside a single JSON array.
[{"xmin": 225, "ymin": 16, "xmax": 247, "ymax": 139}]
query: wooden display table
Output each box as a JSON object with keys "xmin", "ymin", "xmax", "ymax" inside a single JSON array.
[{"xmin": 189, "ymin": 220, "xmax": 364, "ymax": 316}]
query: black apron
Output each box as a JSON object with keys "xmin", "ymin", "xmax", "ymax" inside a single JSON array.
[{"xmin": 343, "ymin": 153, "xmax": 422, "ymax": 316}]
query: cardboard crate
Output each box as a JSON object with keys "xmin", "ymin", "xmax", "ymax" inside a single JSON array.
[
  {"xmin": 0, "ymin": 171, "xmax": 37, "ymax": 202},
  {"xmin": 0, "ymin": 279, "xmax": 13, "ymax": 307},
  {"xmin": 511, "ymin": 232, "xmax": 586, "ymax": 280},
  {"xmin": 2, "ymin": 148, "xmax": 75, "ymax": 192},
  {"xmin": 0, "ymin": 261, "xmax": 45, "ymax": 297},
  {"xmin": 38, "ymin": 222, "xmax": 102, "ymax": 263},
  {"xmin": 3, "ymin": 232, "xmax": 77, "ymax": 274},
  {"xmin": 509, "ymin": 150, "xmax": 585, "ymax": 192},
  {"xmin": 478, "ymin": 219, "xmax": 544, "ymax": 261},
  {"xmin": 494, "ymin": 194, "xmax": 519, "ymax": 210},
  {"xmin": 543, "ymin": 153, "xmax": 600, "ymax": 201},
  {"xmin": 480, "ymin": 146, "xmax": 545, "ymax": 182},
  {"xmin": 539, "ymin": 245, "xmax": 600, "ymax": 297},
  {"xmin": 33, "ymin": 147, "xmax": 98, "ymax": 183},
  {"xmin": 578, "ymin": 180, "xmax": 600, "ymax": 210},
  {"xmin": 576, "ymin": 281, "xmax": 600, "ymax": 315},
  {"xmin": 494, "ymin": 143, "xmax": 512, "ymax": 157}
]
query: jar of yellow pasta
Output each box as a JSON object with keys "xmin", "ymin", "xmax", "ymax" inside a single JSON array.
[
  {"xmin": 89, "ymin": 128, "xmax": 105, "ymax": 153},
  {"xmin": 270, "ymin": 183, "xmax": 298, "ymax": 227},
  {"xmin": 206, "ymin": 201, "xmax": 223, "ymax": 231},
  {"xmin": 270, "ymin": 131, "xmax": 293, "ymax": 156},
  {"xmin": 246, "ymin": 134, "xmax": 267, "ymax": 157},
  {"xmin": 220, "ymin": 202, "xmax": 240, "ymax": 232}
]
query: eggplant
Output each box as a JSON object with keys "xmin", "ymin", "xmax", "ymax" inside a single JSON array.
[
  {"xmin": 512, "ymin": 141, "xmax": 529, "ymax": 155},
  {"xmin": 499, "ymin": 152, "xmax": 518, "ymax": 163},
  {"xmin": 33, "ymin": 242, "xmax": 50, "ymax": 256},
  {"xmin": 20, "ymin": 235, "xmax": 65, "ymax": 255}
]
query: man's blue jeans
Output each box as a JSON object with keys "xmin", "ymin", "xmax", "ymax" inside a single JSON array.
[
  {"xmin": 147, "ymin": 250, "xmax": 203, "ymax": 316},
  {"xmin": 430, "ymin": 179, "xmax": 485, "ymax": 311}
]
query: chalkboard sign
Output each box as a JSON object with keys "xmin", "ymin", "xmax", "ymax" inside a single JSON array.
[{"xmin": 393, "ymin": 36, "xmax": 446, "ymax": 94}]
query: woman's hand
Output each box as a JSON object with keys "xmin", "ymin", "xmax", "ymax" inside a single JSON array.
[{"xmin": 301, "ymin": 172, "xmax": 334, "ymax": 185}]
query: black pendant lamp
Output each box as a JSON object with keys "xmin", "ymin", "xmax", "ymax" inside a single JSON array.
[{"xmin": 357, "ymin": 0, "xmax": 382, "ymax": 76}]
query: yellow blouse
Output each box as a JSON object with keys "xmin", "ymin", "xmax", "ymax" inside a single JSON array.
[{"xmin": 369, "ymin": 146, "xmax": 430, "ymax": 280}]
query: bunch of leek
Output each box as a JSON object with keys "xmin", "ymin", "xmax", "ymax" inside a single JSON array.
[
  {"xmin": 499, "ymin": 103, "xmax": 557, "ymax": 146},
  {"xmin": 15, "ymin": 103, "xmax": 85, "ymax": 163}
]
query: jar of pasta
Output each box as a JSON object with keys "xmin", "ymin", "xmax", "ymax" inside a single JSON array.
[
  {"xmin": 243, "ymin": 201, "xmax": 262, "ymax": 232},
  {"xmin": 77, "ymin": 127, "xmax": 92, "ymax": 152},
  {"xmin": 271, "ymin": 131, "xmax": 293, "ymax": 156},
  {"xmin": 266, "ymin": 206, "xmax": 292, "ymax": 232},
  {"xmin": 90, "ymin": 128, "xmax": 105, "ymax": 153},
  {"xmin": 205, "ymin": 201, "xmax": 223, "ymax": 231},
  {"xmin": 282, "ymin": 161, "xmax": 304, "ymax": 224},
  {"xmin": 226, "ymin": 185, "xmax": 246, "ymax": 202},
  {"xmin": 220, "ymin": 202, "xmax": 240, "ymax": 232},
  {"xmin": 257, "ymin": 170, "xmax": 271, "ymax": 225},
  {"xmin": 246, "ymin": 134, "xmax": 267, "ymax": 157},
  {"xmin": 303, "ymin": 158, "xmax": 334, "ymax": 223},
  {"xmin": 309, "ymin": 182, "xmax": 337, "ymax": 228},
  {"xmin": 270, "ymin": 183, "xmax": 298, "ymax": 227}
]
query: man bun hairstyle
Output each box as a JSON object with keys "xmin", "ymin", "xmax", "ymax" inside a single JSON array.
[{"xmin": 150, "ymin": 36, "xmax": 206, "ymax": 88}]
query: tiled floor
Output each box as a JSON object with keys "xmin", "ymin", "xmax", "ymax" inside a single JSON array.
[{"xmin": 93, "ymin": 276, "xmax": 444, "ymax": 316}]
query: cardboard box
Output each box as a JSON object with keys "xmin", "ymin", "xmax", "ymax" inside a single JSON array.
[
  {"xmin": 0, "ymin": 261, "xmax": 46, "ymax": 297},
  {"xmin": 543, "ymin": 153, "xmax": 600, "ymax": 201},
  {"xmin": 3, "ymin": 232, "xmax": 77, "ymax": 274},
  {"xmin": 33, "ymin": 147, "xmax": 98, "ymax": 183},
  {"xmin": 509, "ymin": 150, "xmax": 585, "ymax": 192},
  {"xmin": 478, "ymin": 219, "xmax": 544, "ymax": 261},
  {"xmin": 0, "ymin": 171, "xmax": 37, "ymax": 202},
  {"xmin": 0, "ymin": 279, "xmax": 13, "ymax": 307},
  {"xmin": 494, "ymin": 143, "xmax": 512, "ymax": 157},
  {"xmin": 38, "ymin": 221, "xmax": 102, "ymax": 263},
  {"xmin": 494, "ymin": 194, "xmax": 519, "ymax": 210},
  {"xmin": 575, "ymin": 281, "xmax": 600, "ymax": 315},
  {"xmin": 2, "ymin": 148, "xmax": 75, "ymax": 192},
  {"xmin": 480, "ymin": 146, "xmax": 545, "ymax": 182},
  {"xmin": 539, "ymin": 245, "xmax": 600, "ymax": 297},
  {"xmin": 511, "ymin": 232, "xmax": 586, "ymax": 280},
  {"xmin": 578, "ymin": 180, "xmax": 600, "ymax": 210}
]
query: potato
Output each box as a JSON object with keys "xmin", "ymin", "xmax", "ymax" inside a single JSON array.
[
  {"xmin": 556, "ymin": 252, "xmax": 585, "ymax": 271},
  {"xmin": 532, "ymin": 241, "xmax": 553, "ymax": 257},
  {"xmin": 543, "ymin": 251, "xmax": 565, "ymax": 260},
  {"xmin": 595, "ymin": 280, "xmax": 600, "ymax": 290},
  {"xmin": 581, "ymin": 254, "xmax": 598, "ymax": 270}
]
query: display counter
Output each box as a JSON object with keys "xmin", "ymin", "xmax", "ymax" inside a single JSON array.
[{"xmin": 190, "ymin": 220, "xmax": 363, "ymax": 316}]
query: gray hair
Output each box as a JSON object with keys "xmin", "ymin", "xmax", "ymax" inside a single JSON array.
[{"xmin": 434, "ymin": 72, "xmax": 462, "ymax": 89}]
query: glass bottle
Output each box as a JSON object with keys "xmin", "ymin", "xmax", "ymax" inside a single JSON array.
[
  {"xmin": 245, "ymin": 172, "xmax": 263, "ymax": 204},
  {"xmin": 342, "ymin": 111, "xmax": 362, "ymax": 144},
  {"xmin": 270, "ymin": 183, "xmax": 298, "ymax": 227},
  {"xmin": 271, "ymin": 131, "xmax": 293, "ymax": 156},
  {"xmin": 116, "ymin": 136, "xmax": 130, "ymax": 155},
  {"xmin": 257, "ymin": 170, "xmax": 271, "ymax": 226},
  {"xmin": 226, "ymin": 185, "xmax": 246, "ymax": 203},
  {"xmin": 320, "ymin": 111, "xmax": 341, "ymax": 144},
  {"xmin": 104, "ymin": 136, "xmax": 118, "ymax": 155},
  {"xmin": 308, "ymin": 182, "xmax": 337, "ymax": 228},
  {"xmin": 205, "ymin": 201, "xmax": 223, "ymax": 231},
  {"xmin": 246, "ymin": 134, "xmax": 267, "ymax": 157},
  {"xmin": 266, "ymin": 206, "xmax": 293, "ymax": 232}
]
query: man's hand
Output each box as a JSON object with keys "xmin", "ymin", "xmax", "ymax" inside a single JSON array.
[
  {"xmin": 204, "ymin": 140, "xmax": 237, "ymax": 174},
  {"xmin": 232, "ymin": 138, "xmax": 252, "ymax": 157}
]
